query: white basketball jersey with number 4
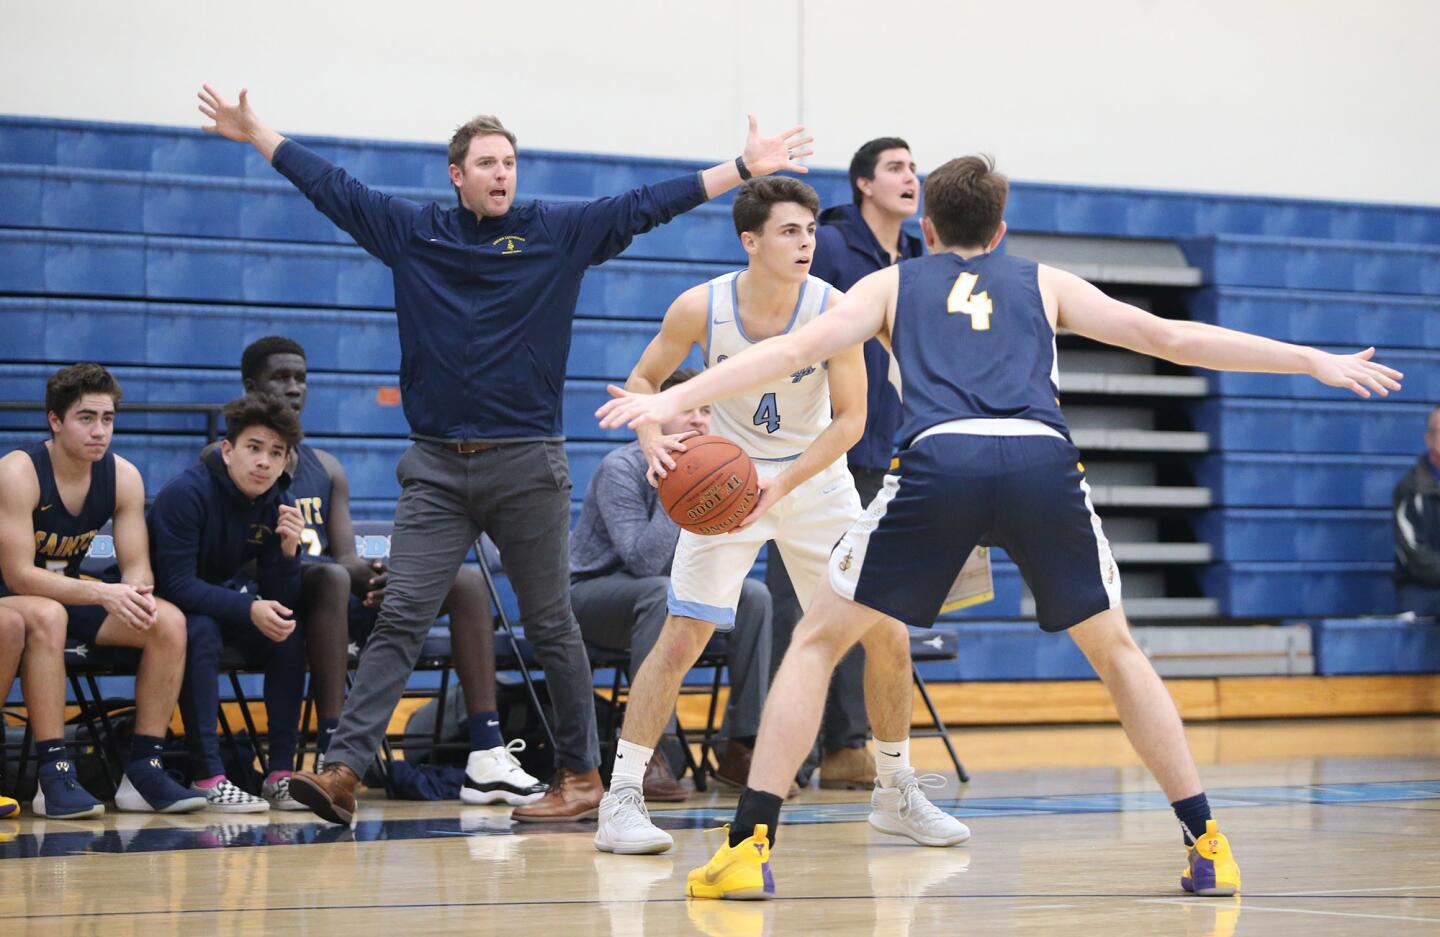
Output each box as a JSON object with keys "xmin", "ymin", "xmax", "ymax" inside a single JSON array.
[{"xmin": 704, "ymin": 271, "xmax": 835, "ymax": 462}]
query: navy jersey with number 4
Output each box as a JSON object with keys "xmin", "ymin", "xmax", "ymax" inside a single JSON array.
[{"xmin": 891, "ymin": 252, "xmax": 1069, "ymax": 444}]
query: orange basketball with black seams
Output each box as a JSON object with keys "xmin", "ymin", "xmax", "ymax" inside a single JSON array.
[{"xmin": 658, "ymin": 435, "xmax": 759, "ymax": 535}]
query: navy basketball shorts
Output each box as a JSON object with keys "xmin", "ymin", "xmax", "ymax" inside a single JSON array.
[
  {"xmin": 830, "ymin": 431, "xmax": 1121, "ymax": 632},
  {"xmin": 64, "ymin": 603, "xmax": 111, "ymax": 642}
]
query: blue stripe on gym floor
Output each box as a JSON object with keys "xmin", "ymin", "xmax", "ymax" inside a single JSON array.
[{"xmin": 2, "ymin": 779, "xmax": 1436, "ymax": 860}]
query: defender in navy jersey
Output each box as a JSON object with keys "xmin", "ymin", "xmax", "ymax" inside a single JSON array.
[
  {"xmin": 240, "ymin": 336, "xmax": 545, "ymax": 805},
  {"xmin": 0, "ymin": 365, "xmax": 202, "ymax": 817},
  {"xmin": 600, "ymin": 156, "xmax": 1402, "ymax": 899}
]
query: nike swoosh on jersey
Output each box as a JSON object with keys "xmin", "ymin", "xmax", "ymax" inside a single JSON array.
[{"xmin": 38, "ymin": 503, "xmax": 53, "ymax": 512}]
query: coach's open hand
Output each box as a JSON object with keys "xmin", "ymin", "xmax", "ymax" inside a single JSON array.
[
  {"xmin": 197, "ymin": 84, "xmax": 285, "ymax": 161},
  {"xmin": 742, "ymin": 114, "xmax": 815, "ymax": 177},
  {"xmin": 198, "ymin": 85, "xmax": 263, "ymax": 143}
]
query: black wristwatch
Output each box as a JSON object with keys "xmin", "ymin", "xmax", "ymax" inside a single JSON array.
[{"xmin": 735, "ymin": 155, "xmax": 752, "ymax": 181}]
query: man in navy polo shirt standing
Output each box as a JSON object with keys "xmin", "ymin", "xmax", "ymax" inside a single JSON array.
[
  {"xmin": 766, "ymin": 137, "xmax": 923, "ymax": 789},
  {"xmin": 197, "ymin": 84, "xmax": 812, "ymax": 823}
]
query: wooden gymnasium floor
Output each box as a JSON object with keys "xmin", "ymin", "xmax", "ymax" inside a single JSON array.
[{"xmin": 3, "ymin": 716, "xmax": 1438, "ymax": 936}]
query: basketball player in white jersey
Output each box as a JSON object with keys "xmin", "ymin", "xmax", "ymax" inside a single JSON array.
[{"xmin": 593, "ymin": 177, "xmax": 968, "ymax": 855}]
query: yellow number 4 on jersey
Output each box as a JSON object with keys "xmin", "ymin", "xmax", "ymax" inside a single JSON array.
[{"xmin": 947, "ymin": 272, "xmax": 993, "ymax": 330}]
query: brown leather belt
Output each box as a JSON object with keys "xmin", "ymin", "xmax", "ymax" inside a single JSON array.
[{"xmin": 435, "ymin": 440, "xmax": 503, "ymax": 454}]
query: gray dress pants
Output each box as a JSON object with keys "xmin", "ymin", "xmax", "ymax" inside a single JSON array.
[{"xmin": 328, "ymin": 441, "xmax": 599, "ymax": 775}]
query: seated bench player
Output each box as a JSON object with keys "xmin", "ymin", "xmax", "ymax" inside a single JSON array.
[
  {"xmin": 150, "ymin": 393, "xmax": 313, "ymax": 812},
  {"xmin": 0, "ymin": 364, "xmax": 202, "ymax": 816}
]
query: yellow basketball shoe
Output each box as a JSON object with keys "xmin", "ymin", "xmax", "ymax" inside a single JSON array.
[
  {"xmin": 0, "ymin": 794, "xmax": 18, "ymax": 819},
  {"xmin": 1180, "ymin": 820, "xmax": 1241, "ymax": 897},
  {"xmin": 686, "ymin": 824, "xmax": 776, "ymax": 900}
]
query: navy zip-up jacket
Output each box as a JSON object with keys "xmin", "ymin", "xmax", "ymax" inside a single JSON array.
[
  {"xmin": 812, "ymin": 203, "xmax": 925, "ymax": 470},
  {"xmin": 149, "ymin": 449, "xmax": 301, "ymax": 628},
  {"xmin": 271, "ymin": 140, "xmax": 708, "ymax": 441}
]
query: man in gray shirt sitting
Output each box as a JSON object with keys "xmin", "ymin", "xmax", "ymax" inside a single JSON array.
[{"xmin": 570, "ymin": 369, "xmax": 773, "ymax": 799}]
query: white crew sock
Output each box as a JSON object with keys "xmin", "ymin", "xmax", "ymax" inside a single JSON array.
[
  {"xmin": 611, "ymin": 738, "xmax": 653, "ymax": 790},
  {"xmin": 874, "ymin": 737, "xmax": 912, "ymax": 788}
]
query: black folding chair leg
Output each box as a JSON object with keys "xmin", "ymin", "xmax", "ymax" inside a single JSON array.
[
  {"xmin": 84, "ymin": 673, "xmax": 128, "ymax": 783},
  {"xmin": 228, "ymin": 673, "xmax": 269, "ymax": 777},
  {"xmin": 299, "ymin": 692, "xmax": 315, "ymax": 771},
  {"xmin": 68, "ymin": 675, "xmax": 119, "ymax": 790},
  {"xmin": 912, "ymin": 664, "xmax": 969, "ymax": 783},
  {"xmin": 674, "ymin": 719, "xmax": 706, "ymax": 792}
]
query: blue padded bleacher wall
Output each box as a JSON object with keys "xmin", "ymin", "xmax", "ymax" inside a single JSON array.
[{"xmin": 4, "ymin": 114, "xmax": 1440, "ymax": 675}]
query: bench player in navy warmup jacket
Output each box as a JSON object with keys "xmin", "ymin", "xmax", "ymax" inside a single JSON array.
[
  {"xmin": 197, "ymin": 84, "xmax": 814, "ymax": 823},
  {"xmin": 600, "ymin": 156, "xmax": 1403, "ymax": 900},
  {"xmin": 150, "ymin": 394, "xmax": 307, "ymax": 812},
  {"xmin": 0, "ymin": 365, "xmax": 201, "ymax": 817}
]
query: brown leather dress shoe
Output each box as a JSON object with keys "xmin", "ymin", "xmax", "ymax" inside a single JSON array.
[
  {"xmin": 642, "ymin": 757, "xmax": 688, "ymax": 802},
  {"xmin": 511, "ymin": 767, "xmax": 602, "ymax": 822},
  {"xmin": 710, "ymin": 740, "xmax": 753, "ymax": 789},
  {"xmin": 288, "ymin": 762, "xmax": 361, "ymax": 826},
  {"xmin": 711, "ymin": 741, "xmax": 801, "ymax": 798},
  {"xmin": 819, "ymin": 744, "xmax": 877, "ymax": 790}
]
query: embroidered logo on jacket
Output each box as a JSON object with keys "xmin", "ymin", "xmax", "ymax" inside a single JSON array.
[{"xmin": 492, "ymin": 235, "xmax": 526, "ymax": 255}]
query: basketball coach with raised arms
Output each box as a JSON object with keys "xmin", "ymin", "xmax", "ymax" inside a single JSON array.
[{"xmin": 196, "ymin": 85, "xmax": 813, "ymax": 823}]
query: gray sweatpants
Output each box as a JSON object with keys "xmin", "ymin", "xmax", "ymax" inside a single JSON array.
[
  {"xmin": 571, "ymin": 573, "xmax": 772, "ymax": 741},
  {"xmin": 328, "ymin": 440, "xmax": 599, "ymax": 775}
]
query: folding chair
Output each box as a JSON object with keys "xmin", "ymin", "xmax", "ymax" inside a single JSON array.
[{"xmin": 908, "ymin": 626, "xmax": 970, "ymax": 783}]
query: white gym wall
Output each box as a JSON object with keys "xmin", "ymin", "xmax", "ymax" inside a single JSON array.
[{"xmin": 2, "ymin": 0, "xmax": 1435, "ymax": 204}]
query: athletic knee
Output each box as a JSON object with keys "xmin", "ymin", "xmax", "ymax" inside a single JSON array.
[
  {"xmin": 29, "ymin": 598, "xmax": 68, "ymax": 636},
  {"xmin": 1072, "ymin": 612, "xmax": 1142, "ymax": 675},
  {"xmin": 791, "ymin": 619, "xmax": 853, "ymax": 668},
  {"xmin": 649, "ymin": 618, "xmax": 713, "ymax": 674},
  {"xmin": 860, "ymin": 617, "xmax": 909, "ymax": 660},
  {"xmin": 147, "ymin": 602, "xmax": 188, "ymax": 653},
  {"xmin": 304, "ymin": 562, "xmax": 351, "ymax": 602},
  {"xmin": 444, "ymin": 566, "xmax": 492, "ymax": 624},
  {"xmin": 22, "ymin": 602, "xmax": 67, "ymax": 651}
]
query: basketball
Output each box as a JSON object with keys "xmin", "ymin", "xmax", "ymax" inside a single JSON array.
[{"xmin": 658, "ymin": 435, "xmax": 759, "ymax": 535}]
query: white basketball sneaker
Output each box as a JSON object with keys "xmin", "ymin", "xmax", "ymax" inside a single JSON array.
[
  {"xmin": 868, "ymin": 771, "xmax": 971, "ymax": 846},
  {"xmin": 461, "ymin": 739, "xmax": 548, "ymax": 806},
  {"xmin": 594, "ymin": 785, "xmax": 674, "ymax": 855}
]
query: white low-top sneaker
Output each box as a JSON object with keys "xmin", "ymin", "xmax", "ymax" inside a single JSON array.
[
  {"xmin": 868, "ymin": 772, "xmax": 971, "ymax": 847},
  {"xmin": 460, "ymin": 739, "xmax": 548, "ymax": 806},
  {"xmin": 593, "ymin": 785, "xmax": 674, "ymax": 855}
]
